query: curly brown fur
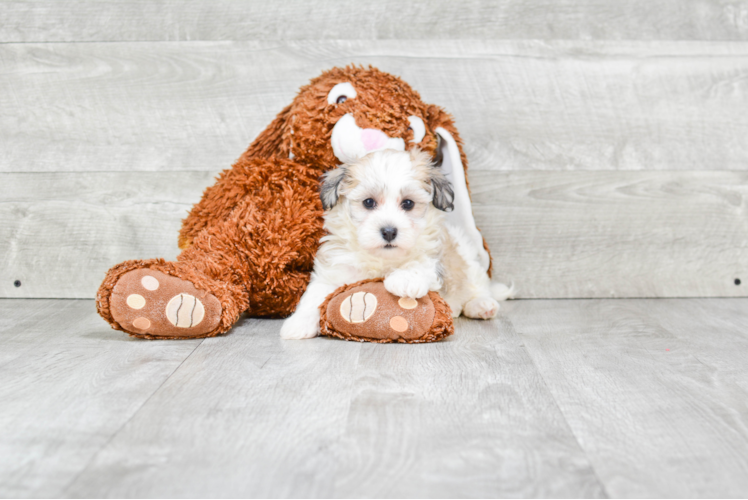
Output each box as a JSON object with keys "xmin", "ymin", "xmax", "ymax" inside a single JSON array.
[
  {"xmin": 98, "ymin": 65, "xmax": 487, "ymax": 339},
  {"xmin": 179, "ymin": 66, "xmax": 469, "ymax": 249}
]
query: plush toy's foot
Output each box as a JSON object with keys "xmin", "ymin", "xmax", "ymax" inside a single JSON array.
[
  {"xmin": 319, "ymin": 279, "xmax": 454, "ymax": 343},
  {"xmin": 109, "ymin": 269, "xmax": 222, "ymax": 339}
]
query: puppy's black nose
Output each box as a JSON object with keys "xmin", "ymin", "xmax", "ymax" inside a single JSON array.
[{"xmin": 381, "ymin": 226, "xmax": 398, "ymax": 242}]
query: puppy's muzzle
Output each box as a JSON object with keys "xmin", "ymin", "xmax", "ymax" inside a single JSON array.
[{"xmin": 381, "ymin": 226, "xmax": 398, "ymax": 242}]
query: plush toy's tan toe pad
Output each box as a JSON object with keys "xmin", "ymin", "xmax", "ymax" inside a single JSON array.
[
  {"xmin": 110, "ymin": 269, "xmax": 221, "ymax": 338},
  {"xmin": 319, "ymin": 279, "xmax": 453, "ymax": 343}
]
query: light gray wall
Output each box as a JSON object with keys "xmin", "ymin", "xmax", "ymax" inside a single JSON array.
[
  {"xmin": 1, "ymin": 2, "xmax": 746, "ymax": 299},
  {"xmin": 4, "ymin": 1, "xmax": 748, "ymax": 41}
]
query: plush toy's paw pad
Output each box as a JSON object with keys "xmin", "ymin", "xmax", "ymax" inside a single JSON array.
[
  {"xmin": 463, "ymin": 297, "xmax": 499, "ymax": 320},
  {"xmin": 319, "ymin": 280, "xmax": 453, "ymax": 343},
  {"xmin": 110, "ymin": 269, "xmax": 222, "ymax": 338}
]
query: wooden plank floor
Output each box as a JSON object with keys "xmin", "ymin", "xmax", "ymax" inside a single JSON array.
[{"xmin": 1, "ymin": 299, "xmax": 747, "ymax": 497}]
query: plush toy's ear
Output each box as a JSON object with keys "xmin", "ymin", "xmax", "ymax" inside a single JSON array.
[
  {"xmin": 244, "ymin": 104, "xmax": 292, "ymax": 159},
  {"xmin": 425, "ymin": 105, "xmax": 491, "ymax": 273},
  {"xmin": 425, "ymin": 105, "xmax": 468, "ymax": 175},
  {"xmin": 320, "ymin": 167, "xmax": 347, "ymax": 210}
]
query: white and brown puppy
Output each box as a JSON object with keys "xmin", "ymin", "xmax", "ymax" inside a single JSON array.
[{"xmin": 280, "ymin": 148, "xmax": 510, "ymax": 340}]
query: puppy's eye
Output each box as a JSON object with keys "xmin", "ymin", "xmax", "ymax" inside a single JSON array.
[
  {"xmin": 336, "ymin": 95, "xmax": 347, "ymax": 104},
  {"xmin": 363, "ymin": 198, "xmax": 377, "ymax": 209},
  {"xmin": 401, "ymin": 199, "xmax": 415, "ymax": 211}
]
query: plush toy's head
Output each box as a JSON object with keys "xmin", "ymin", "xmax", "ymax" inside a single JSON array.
[
  {"xmin": 249, "ymin": 65, "xmax": 465, "ymax": 174},
  {"xmin": 245, "ymin": 65, "xmax": 490, "ymax": 275}
]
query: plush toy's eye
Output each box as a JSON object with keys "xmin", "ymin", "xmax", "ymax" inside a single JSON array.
[
  {"xmin": 401, "ymin": 199, "xmax": 415, "ymax": 211},
  {"xmin": 363, "ymin": 198, "xmax": 377, "ymax": 209},
  {"xmin": 407, "ymin": 116, "xmax": 426, "ymax": 143},
  {"xmin": 328, "ymin": 82, "xmax": 357, "ymax": 105}
]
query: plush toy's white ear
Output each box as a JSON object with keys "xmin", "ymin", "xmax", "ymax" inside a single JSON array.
[{"xmin": 435, "ymin": 127, "xmax": 491, "ymax": 272}]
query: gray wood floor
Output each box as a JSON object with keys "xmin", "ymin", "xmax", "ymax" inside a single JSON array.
[{"xmin": 2, "ymin": 298, "xmax": 747, "ymax": 498}]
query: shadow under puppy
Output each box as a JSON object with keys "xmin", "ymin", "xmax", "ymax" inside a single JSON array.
[{"xmin": 281, "ymin": 148, "xmax": 507, "ymax": 340}]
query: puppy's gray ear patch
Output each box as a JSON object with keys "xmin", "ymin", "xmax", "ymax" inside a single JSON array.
[
  {"xmin": 431, "ymin": 171, "xmax": 455, "ymax": 212},
  {"xmin": 320, "ymin": 167, "xmax": 347, "ymax": 210}
]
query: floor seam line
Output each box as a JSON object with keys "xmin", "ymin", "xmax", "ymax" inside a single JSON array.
[
  {"xmin": 330, "ymin": 342, "xmax": 363, "ymax": 498},
  {"xmin": 508, "ymin": 318, "xmax": 613, "ymax": 499},
  {"xmin": 57, "ymin": 338, "xmax": 206, "ymax": 496}
]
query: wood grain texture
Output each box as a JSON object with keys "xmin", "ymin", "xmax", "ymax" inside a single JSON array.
[
  {"xmin": 5, "ymin": 298, "xmax": 748, "ymax": 497},
  {"xmin": 472, "ymin": 170, "xmax": 748, "ymax": 299},
  {"xmin": 653, "ymin": 299, "xmax": 748, "ymax": 393},
  {"xmin": 3, "ymin": 0, "xmax": 748, "ymax": 42},
  {"xmin": 0, "ymin": 299, "xmax": 202, "ymax": 497},
  {"xmin": 508, "ymin": 298, "xmax": 748, "ymax": 497},
  {"xmin": 0, "ymin": 171, "xmax": 213, "ymax": 299},
  {"xmin": 331, "ymin": 319, "xmax": 605, "ymax": 498},
  {"xmin": 64, "ymin": 316, "xmax": 605, "ymax": 498},
  {"xmin": 64, "ymin": 317, "xmax": 365, "ymax": 498},
  {"xmin": 3, "ymin": 40, "xmax": 748, "ymax": 173},
  {"xmin": 2, "ymin": 170, "xmax": 746, "ymax": 300}
]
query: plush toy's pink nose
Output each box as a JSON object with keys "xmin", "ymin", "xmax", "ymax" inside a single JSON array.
[{"xmin": 361, "ymin": 128, "xmax": 388, "ymax": 152}]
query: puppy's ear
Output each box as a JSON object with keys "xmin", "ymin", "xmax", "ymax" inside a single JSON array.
[
  {"xmin": 430, "ymin": 168, "xmax": 455, "ymax": 212},
  {"xmin": 320, "ymin": 167, "xmax": 347, "ymax": 210}
]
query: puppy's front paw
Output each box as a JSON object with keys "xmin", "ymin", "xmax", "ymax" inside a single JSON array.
[
  {"xmin": 446, "ymin": 299, "xmax": 463, "ymax": 318},
  {"xmin": 280, "ymin": 311, "xmax": 320, "ymax": 340},
  {"xmin": 463, "ymin": 297, "xmax": 499, "ymax": 320},
  {"xmin": 384, "ymin": 271, "xmax": 430, "ymax": 299}
]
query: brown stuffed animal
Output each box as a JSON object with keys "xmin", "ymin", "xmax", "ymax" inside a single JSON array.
[{"xmin": 96, "ymin": 66, "xmax": 492, "ymax": 340}]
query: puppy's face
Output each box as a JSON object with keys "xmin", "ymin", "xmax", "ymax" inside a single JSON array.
[{"xmin": 321, "ymin": 149, "xmax": 454, "ymax": 258}]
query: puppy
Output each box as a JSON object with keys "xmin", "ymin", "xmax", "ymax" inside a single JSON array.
[{"xmin": 280, "ymin": 148, "xmax": 508, "ymax": 340}]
